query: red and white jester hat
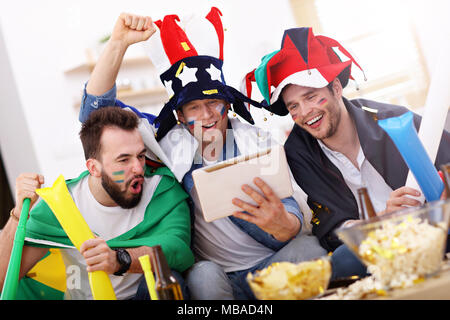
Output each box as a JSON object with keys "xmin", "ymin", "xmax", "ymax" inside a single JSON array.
[
  {"xmin": 143, "ymin": 7, "xmax": 262, "ymax": 140},
  {"xmin": 242, "ymin": 27, "xmax": 365, "ymax": 116}
]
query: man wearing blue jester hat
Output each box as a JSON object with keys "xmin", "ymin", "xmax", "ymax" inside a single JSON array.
[
  {"xmin": 79, "ymin": 10, "xmax": 327, "ymax": 299},
  {"xmin": 244, "ymin": 27, "xmax": 450, "ymax": 262}
]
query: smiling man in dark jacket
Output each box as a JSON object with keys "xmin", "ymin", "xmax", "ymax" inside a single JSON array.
[{"xmin": 244, "ymin": 28, "xmax": 450, "ymax": 277}]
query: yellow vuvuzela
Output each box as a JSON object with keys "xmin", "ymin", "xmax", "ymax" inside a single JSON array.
[
  {"xmin": 138, "ymin": 255, "xmax": 158, "ymax": 300},
  {"xmin": 36, "ymin": 175, "xmax": 116, "ymax": 300}
]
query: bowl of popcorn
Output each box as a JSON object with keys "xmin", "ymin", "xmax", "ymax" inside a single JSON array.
[
  {"xmin": 335, "ymin": 199, "xmax": 449, "ymax": 291},
  {"xmin": 247, "ymin": 258, "xmax": 332, "ymax": 300}
]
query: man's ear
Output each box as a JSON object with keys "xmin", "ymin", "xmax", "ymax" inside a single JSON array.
[
  {"xmin": 332, "ymin": 78, "xmax": 343, "ymax": 98},
  {"xmin": 86, "ymin": 158, "xmax": 102, "ymax": 177},
  {"xmin": 176, "ymin": 109, "xmax": 185, "ymax": 124}
]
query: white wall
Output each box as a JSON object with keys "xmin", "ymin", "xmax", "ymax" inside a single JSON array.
[
  {"xmin": 0, "ymin": 22, "xmax": 40, "ymax": 190},
  {"xmin": 0, "ymin": 0, "xmax": 449, "ymax": 197},
  {"xmin": 408, "ymin": 0, "xmax": 450, "ymax": 79},
  {"xmin": 0, "ymin": 0, "xmax": 296, "ymax": 195}
]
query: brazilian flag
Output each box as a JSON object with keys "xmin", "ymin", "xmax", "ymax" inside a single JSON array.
[
  {"xmin": 16, "ymin": 249, "xmax": 66, "ymax": 300},
  {"xmin": 12, "ymin": 166, "xmax": 194, "ymax": 300}
]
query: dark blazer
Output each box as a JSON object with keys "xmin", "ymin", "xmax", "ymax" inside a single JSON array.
[{"xmin": 285, "ymin": 97, "xmax": 450, "ymax": 252}]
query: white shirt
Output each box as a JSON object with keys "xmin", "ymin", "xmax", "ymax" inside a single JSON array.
[
  {"xmin": 191, "ymin": 157, "xmax": 274, "ymax": 273},
  {"xmin": 317, "ymin": 140, "xmax": 393, "ymax": 219},
  {"xmin": 59, "ymin": 174, "xmax": 161, "ymax": 300}
]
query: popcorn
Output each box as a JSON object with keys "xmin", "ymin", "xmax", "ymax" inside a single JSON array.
[
  {"xmin": 322, "ymin": 215, "xmax": 447, "ymax": 300},
  {"xmin": 359, "ymin": 216, "xmax": 446, "ymax": 287}
]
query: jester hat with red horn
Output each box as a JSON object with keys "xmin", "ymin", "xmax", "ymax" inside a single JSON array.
[{"xmin": 242, "ymin": 27, "xmax": 365, "ymax": 116}]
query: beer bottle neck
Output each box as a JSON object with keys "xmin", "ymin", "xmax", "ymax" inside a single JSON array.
[
  {"xmin": 153, "ymin": 246, "xmax": 173, "ymax": 284},
  {"xmin": 357, "ymin": 187, "xmax": 377, "ymax": 219}
]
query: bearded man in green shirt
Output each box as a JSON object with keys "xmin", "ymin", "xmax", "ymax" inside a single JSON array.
[{"xmin": 0, "ymin": 107, "xmax": 194, "ymax": 300}]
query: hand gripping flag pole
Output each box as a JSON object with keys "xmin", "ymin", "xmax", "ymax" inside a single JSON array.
[{"xmin": 1, "ymin": 199, "xmax": 30, "ymax": 300}]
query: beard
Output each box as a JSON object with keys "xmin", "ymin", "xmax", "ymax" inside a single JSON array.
[
  {"xmin": 101, "ymin": 170, "xmax": 143, "ymax": 209},
  {"xmin": 321, "ymin": 103, "xmax": 341, "ymax": 140},
  {"xmin": 303, "ymin": 99, "xmax": 342, "ymax": 141}
]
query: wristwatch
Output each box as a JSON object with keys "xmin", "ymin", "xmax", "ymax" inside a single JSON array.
[{"xmin": 113, "ymin": 248, "xmax": 131, "ymax": 276}]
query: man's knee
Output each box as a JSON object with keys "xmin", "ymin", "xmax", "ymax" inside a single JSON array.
[
  {"xmin": 187, "ymin": 260, "xmax": 222, "ymax": 277},
  {"xmin": 280, "ymin": 234, "xmax": 327, "ymax": 261},
  {"xmin": 185, "ymin": 261, "xmax": 234, "ymax": 300}
]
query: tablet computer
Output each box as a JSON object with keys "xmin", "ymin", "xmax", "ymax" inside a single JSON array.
[{"xmin": 192, "ymin": 145, "xmax": 293, "ymax": 222}]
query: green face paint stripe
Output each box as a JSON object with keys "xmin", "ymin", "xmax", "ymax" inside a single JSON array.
[{"xmin": 112, "ymin": 170, "xmax": 125, "ymax": 183}]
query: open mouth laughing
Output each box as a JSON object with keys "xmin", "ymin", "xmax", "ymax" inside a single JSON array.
[
  {"xmin": 305, "ymin": 113, "xmax": 324, "ymax": 128},
  {"xmin": 202, "ymin": 121, "xmax": 217, "ymax": 129}
]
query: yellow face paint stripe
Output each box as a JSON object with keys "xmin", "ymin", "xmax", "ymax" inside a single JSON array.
[{"xmin": 112, "ymin": 170, "xmax": 125, "ymax": 183}]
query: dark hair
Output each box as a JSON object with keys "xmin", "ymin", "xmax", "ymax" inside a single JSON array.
[
  {"xmin": 326, "ymin": 65, "xmax": 351, "ymax": 94},
  {"xmin": 79, "ymin": 107, "xmax": 139, "ymax": 160}
]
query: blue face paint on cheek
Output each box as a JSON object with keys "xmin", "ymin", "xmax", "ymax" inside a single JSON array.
[
  {"xmin": 186, "ymin": 116, "xmax": 197, "ymax": 129},
  {"xmin": 215, "ymin": 103, "xmax": 227, "ymax": 118},
  {"xmin": 112, "ymin": 170, "xmax": 125, "ymax": 183}
]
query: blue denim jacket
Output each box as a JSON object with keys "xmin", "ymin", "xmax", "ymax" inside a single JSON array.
[
  {"xmin": 79, "ymin": 82, "xmax": 157, "ymax": 125},
  {"xmin": 79, "ymin": 83, "xmax": 303, "ymax": 251}
]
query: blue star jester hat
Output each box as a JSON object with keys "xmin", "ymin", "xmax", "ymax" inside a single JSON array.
[{"xmin": 142, "ymin": 7, "xmax": 263, "ymax": 140}]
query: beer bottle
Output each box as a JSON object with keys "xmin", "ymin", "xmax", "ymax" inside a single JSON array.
[
  {"xmin": 440, "ymin": 163, "xmax": 450, "ymax": 200},
  {"xmin": 357, "ymin": 187, "xmax": 377, "ymax": 220},
  {"xmin": 150, "ymin": 245, "xmax": 183, "ymax": 300}
]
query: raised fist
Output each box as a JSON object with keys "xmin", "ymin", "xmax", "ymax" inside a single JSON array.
[{"xmin": 110, "ymin": 13, "xmax": 156, "ymax": 47}]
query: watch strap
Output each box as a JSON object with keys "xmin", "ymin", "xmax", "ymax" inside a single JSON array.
[{"xmin": 114, "ymin": 248, "xmax": 131, "ymax": 276}]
